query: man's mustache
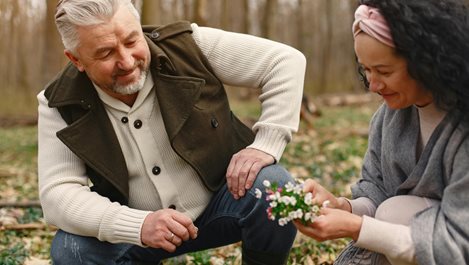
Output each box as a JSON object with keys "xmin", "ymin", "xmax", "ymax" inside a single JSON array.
[{"xmin": 112, "ymin": 60, "xmax": 145, "ymax": 78}]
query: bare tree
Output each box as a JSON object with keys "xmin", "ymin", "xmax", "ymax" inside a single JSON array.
[
  {"xmin": 0, "ymin": 0, "xmax": 48, "ymax": 116},
  {"xmin": 219, "ymin": 0, "xmax": 247, "ymax": 32},
  {"xmin": 193, "ymin": 0, "xmax": 208, "ymax": 26},
  {"xmin": 141, "ymin": 0, "xmax": 161, "ymax": 25},
  {"xmin": 43, "ymin": 0, "xmax": 68, "ymax": 86},
  {"xmin": 261, "ymin": 0, "xmax": 276, "ymax": 38},
  {"xmin": 0, "ymin": 0, "xmax": 363, "ymax": 117}
]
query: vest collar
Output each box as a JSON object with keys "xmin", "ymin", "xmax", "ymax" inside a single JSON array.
[
  {"xmin": 45, "ymin": 27, "xmax": 204, "ymax": 201},
  {"xmin": 47, "ymin": 37, "xmax": 173, "ymax": 108}
]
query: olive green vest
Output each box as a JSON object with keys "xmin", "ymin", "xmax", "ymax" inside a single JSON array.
[{"xmin": 44, "ymin": 21, "xmax": 254, "ymax": 205}]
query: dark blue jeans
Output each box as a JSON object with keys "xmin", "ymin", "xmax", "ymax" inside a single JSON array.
[{"xmin": 50, "ymin": 165, "xmax": 297, "ymax": 265}]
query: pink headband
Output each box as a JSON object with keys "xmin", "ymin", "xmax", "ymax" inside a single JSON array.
[{"xmin": 352, "ymin": 5, "xmax": 395, "ymax": 47}]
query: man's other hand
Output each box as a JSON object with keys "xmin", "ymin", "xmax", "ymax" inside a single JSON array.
[
  {"xmin": 226, "ymin": 148, "xmax": 275, "ymax": 200},
  {"xmin": 141, "ymin": 209, "xmax": 198, "ymax": 252}
]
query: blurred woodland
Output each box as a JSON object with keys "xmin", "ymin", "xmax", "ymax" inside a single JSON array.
[{"xmin": 0, "ymin": 0, "xmax": 361, "ymax": 118}]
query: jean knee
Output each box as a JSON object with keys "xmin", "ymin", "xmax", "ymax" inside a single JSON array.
[
  {"xmin": 50, "ymin": 230, "xmax": 130, "ymax": 265},
  {"xmin": 50, "ymin": 230, "xmax": 87, "ymax": 264},
  {"xmin": 253, "ymin": 164, "xmax": 295, "ymax": 190}
]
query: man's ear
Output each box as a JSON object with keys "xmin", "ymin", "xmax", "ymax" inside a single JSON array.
[{"xmin": 64, "ymin": 50, "xmax": 85, "ymax": 72}]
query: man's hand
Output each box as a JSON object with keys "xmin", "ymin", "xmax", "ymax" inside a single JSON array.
[
  {"xmin": 226, "ymin": 148, "xmax": 275, "ymax": 199},
  {"xmin": 141, "ymin": 209, "xmax": 198, "ymax": 252},
  {"xmin": 294, "ymin": 208, "xmax": 362, "ymax": 241}
]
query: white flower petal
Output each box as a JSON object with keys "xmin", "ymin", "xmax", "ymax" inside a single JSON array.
[
  {"xmin": 323, "ymin": 200, "xmax": 331, "ymax": 208},
  {"xmin": 254, "ymin": 188, "xmax": 262, "ymax": 199}
]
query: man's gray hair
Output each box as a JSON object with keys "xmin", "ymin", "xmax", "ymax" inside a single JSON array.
[{"xmin": 55, "ymin": 0, "xmax": 140, "ymax": 53}]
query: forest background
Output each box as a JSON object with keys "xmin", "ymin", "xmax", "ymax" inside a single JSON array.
[
  {"xmin": 0, "ymin": 0, "xmax": 381, "ymax": 264},
  {"xmin": 0, "ymin": 0, "xmax": 361, "ymax": 118}
]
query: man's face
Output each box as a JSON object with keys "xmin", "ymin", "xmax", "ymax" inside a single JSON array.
[{"xmin": 65, "ymin": 5, "xmax": 150, "ymax": 96}]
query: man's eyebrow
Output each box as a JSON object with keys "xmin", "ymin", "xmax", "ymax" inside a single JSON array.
[
  {"xmin": 125, "ymin": 30, "xmax": 140, "ymax": 41},
  {"xmin": 92, "ymin": 45, "xmax": 113, "ymax": 57},
  {"xmin": 93, "ymin": 30, "xmax": 141, "ymax": 56}
]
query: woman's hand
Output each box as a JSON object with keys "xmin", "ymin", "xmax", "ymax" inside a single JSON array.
[
  {"xmin": 303, "ymin": 179, "xmax": 351, "ymax": 212},
  {"xmin": 294, "ymin": 208, "xmax": 362, "ymax": 241}
]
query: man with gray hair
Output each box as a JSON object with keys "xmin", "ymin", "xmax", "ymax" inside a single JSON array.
[{"xmin": 38, "ymin": 0, "xmax": 306, "ymax": 264}]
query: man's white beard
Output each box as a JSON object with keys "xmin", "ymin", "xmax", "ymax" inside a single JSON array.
[{"xmin": 113, "ymin": 68, "xmax": 148, "ymax": 95}]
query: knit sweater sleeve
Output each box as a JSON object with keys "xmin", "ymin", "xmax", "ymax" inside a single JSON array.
[
  {"xmin": 356, "ymin": 216, "xmax": 416, "ymax": 265},
  {"xmin": 348, "ymin": 196, "xmax": 416, "ymax": 264},
  {"xmin": 37, "ymin": 91, "xmax": 151, "ymax": 246},
  {"xmin": 190, "ymin": 24, "xmax": 306, "ymax": 161}
]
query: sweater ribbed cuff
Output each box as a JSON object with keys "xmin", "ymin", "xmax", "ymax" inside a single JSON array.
[
  {"xmin": 99, "ymin": 207, "xmax": 152, "ymax": 247},
  {"xmin": 355, "ymin": 215, "xmax": 415, "ymax": 262},
  {"xmin": 247, "ymin": 126, "xmax": 288, "ymax": 162}
]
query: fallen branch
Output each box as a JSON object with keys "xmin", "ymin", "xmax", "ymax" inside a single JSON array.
[
  {"xmin": 0, "ymin": 116, "xmax": 37, "ymax": 128},
  {"xmin": 0, "ymin": 223, "xmax": 57, "ymax": 231},
  {"xmin": 0, "ymin": 200, "xmax": 42, "ymax": 208},
  {"xmin": 0, "ymin": 169, "xmax": 17, "ymax": 178}
]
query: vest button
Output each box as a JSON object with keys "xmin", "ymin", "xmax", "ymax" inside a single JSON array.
[
  {"xmin": 152, "ymin": 166, "xmax": 161, "ymax": 175},
  {"xmin": 168, "ymin": 204, "xmax": 176, "ymax": 210},
  {"xmin": 134, "ymin": 119, "xmax": 143, "ymax": 129},
  {"xmin": 151, "ymin": 31, "xmax": 160, "ymax": 39},
  {"xmin": 121, "ymin": 117, "xmax": 128, "ymax": 124},
  {"xmin": 211, "ymin": 118, "xmax": 219, "ymax": 128}
]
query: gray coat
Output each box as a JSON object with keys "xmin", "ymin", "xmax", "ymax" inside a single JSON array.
[{"xmin": 350, "ymin": 104, "xmax": 469, "ymax": 264}]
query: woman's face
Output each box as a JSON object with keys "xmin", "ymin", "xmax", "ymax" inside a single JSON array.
[{"xmin": 354, "ymin": 33, "xmax": 433, "ymax": 109}]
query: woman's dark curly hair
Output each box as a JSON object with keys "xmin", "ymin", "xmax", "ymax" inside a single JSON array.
[{"xmin": 357, "ymin": 0, "xmax": 469, "ymax": 117}]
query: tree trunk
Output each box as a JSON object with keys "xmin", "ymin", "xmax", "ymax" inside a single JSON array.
[
  {"xmin": 261, "ymin": 0, "xmax": 275, "ymax": 38},
  {"xmin": 193, "ymin": 0, "xmax": 208, "ymax": 26},
  {"xmin": 43, "ymin": 0, "xmax": 68, "ymax": 86},
  {"xmin": 142, "ymin": 0, "xmax": 161, "ymax": 25},
  {"xmin": 0, "ymin": 0, "xmax": 47, "ymax": 116},
  {"xmin": 0, "ymin": 0, "xmax": 363, "ymax": 117}
]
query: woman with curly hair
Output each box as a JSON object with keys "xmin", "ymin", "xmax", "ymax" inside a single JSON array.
[{"xmin": 294, "ymin": 0, "xmax": 469, "ymax": 264}]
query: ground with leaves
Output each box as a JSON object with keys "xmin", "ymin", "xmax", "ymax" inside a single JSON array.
[{"xmin": 0, "ymin": 95, "xmax": 381, "ymax": 265}]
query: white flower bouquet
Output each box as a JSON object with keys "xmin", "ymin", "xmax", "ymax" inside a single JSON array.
[{"xmin": 255, "ymin": 180, "xmax": 325, "ymax": 226}]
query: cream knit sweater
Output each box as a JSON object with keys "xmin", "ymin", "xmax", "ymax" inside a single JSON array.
[{"xmin": 37, "ymin": 24, "xmax": 306, "ymax": 246}]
